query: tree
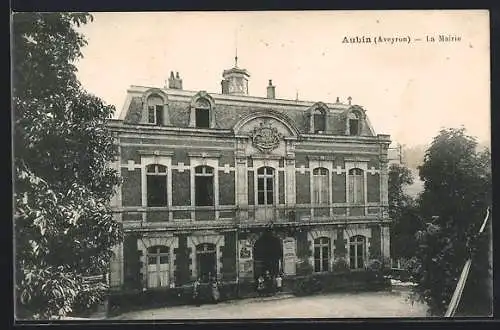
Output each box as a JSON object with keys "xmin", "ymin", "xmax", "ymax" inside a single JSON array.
[
  {"xmin": 13, "ymin": 13, "xmax": 123, "ymax": 319},
  {"xmin": 388, "ymin": 163, "xmax": 422, "ymax": 261},
  {"xmin": 409, "ymin": 128, "xmax": 491, "ymax": 316}
]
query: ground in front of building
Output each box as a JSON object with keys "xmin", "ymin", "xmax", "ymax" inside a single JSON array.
[{"xmin": 110, "ymin": 288, "xmax": 428, "ymax": 319}]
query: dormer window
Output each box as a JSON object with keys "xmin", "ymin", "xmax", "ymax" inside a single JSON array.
[
  {"xmin": 190, "ymin": 92, "xmax": 215, "ymax": 128},
  {"xmin": 144, "ymin": 90, "xmax": 170, "ymax": 126},
  {"xmin": 313, "ymin": 109, "xmax": 326, "ymax": 133},
  {"xmin": 348, "ymin": 112, "xmax": 360, "ymax": 136},
  {"xmin": 307, "ymin": 102, "xmax": 329, "ymax": 134},
  {"xmin": 195, "ymin": 98, "xmax": 211, "ymax": 128}
]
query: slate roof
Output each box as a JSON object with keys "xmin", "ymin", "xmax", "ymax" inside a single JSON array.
[{"xmin": 118, "ymin": 85, "xmax": 378, "ymax": 137}]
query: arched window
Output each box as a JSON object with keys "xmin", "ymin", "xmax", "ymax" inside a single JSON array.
[
  {"xmin": 348, "ymin": 112, "xmax": 360, "ymax": 136},
  {"xmin": 146, "ymin": 164, "xmax": 167, "ymax": 207},
  {"xmin": 257, "ymin": 167, "xmax": 274, "ymax": 205},
  {"xmin": 147, "ymin": 95, "xmax": 164, "ymax": 126},
  {"xmin": 312, "ymin": 167, "xmax": 329, "ymax": 204},
  {"xmin": 313, "ymin": 109, "xmax": 326, "ymax": 133},
  {"xmin": 314, "ymin": 237, "xmax": 330, "ymax": 272},
  {"xmin": 349, "ymin": 235, "xmax": 366, "ymax": 269},
  {"xmin": 196, "ymin": 243, "xmax": 216, "ymax": 282},
  {"xmin": 194, "ymin": 98, "xmax": 211, "ymax": 128},
  {"xmin": 195, "ymin": 166, "xmax": 214, "ymax": 206},
  {"xmin": 348, "ymin": 168, "xmax": 364, "ymax": 205},
  {"xmin": 147, "ymin": 245, "xmax": 170, "ymax": 288}
]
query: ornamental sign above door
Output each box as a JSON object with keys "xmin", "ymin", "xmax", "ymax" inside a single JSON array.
[{"xmin": 251, "ymin": 121, "xmax": 283, "ymax": 153}]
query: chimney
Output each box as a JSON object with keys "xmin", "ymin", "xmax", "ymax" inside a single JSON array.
[
  {"xmin": 267, "ymin": 79, "xmax": 276, "ymax": 99},
  {"xmin": 175, "ymin": 72, "xmax": 182, "ymax": 89},
  {"xmin": 167, "ymin": 71, "xmax": 183, "ymax": 89},
  {"xmin": 167, "ymin": 71, "xmax": 175, "ymax": 89}
]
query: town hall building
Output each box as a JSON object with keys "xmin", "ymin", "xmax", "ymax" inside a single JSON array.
[{"xmin": 107, "ymin": 58, "xmax": 392, "ymax": 291}]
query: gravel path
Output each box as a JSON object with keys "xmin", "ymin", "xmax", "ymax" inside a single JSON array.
[{"xmin": 112, "ymin": 288, "xmax": 428, "ymax": 320}]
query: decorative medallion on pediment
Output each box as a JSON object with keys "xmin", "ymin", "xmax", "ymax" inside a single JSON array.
[{"xmin": 251, "ymin": 121, "xmax": 283, "ymax": 153}]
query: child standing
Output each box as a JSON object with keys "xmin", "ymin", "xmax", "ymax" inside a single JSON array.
[{"xmin": 275, "ymin": 273, "xmax": 283, "ymax": 293}]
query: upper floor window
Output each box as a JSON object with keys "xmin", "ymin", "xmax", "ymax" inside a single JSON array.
[
  {"xmin": 146, "ymin": 164, "xmax": 167, "ymax": 207},
  {"xmin": 146, "ymin": 245, "xmax": 170, "ymax": 288},
  {"xmin": 314, "ymin": 237, "xmax": 330, "ymax": 272},
  {"xmin": 195, "ymin": 165, "xmax": 214, "ymax": 206},
  {"xmin": 147, "ymin": 95, "xmax": 165, "ymax": 126},
  {"xmin": 349, "ymin": 235, "xmax": 366, "ymax": 269},
  {"xmin": 313, "ymin": 109, "xmax": 326, "ymax": 133},
  {"xmin": 348, "ymin": 168, "xmax": 364, "ymax": 204},
  {"xmin": 312, "ymin": 167, "xmax": 329, "ymax": 204},
  {"xmin": 194, "ymin": 98, "xmax": 211, "ymax": 128},
  {"xmin": 257, "ymin": 166, "xmax": 274, "ymax": 205},
  {"xmin": 348, "ymin": 112, "xmax": 360, "ymax": 136}
]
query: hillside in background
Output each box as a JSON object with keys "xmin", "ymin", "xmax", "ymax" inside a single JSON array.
[{"xmin": 398, "ymin": 140, "xmax": 490, "ymax": 199}]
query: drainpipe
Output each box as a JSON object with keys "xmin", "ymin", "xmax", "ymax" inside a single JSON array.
[{"xmin": 236, "ymin": 230, "xmax": 240, "ymax": 299}]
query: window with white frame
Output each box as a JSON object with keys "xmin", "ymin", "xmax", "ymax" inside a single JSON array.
[
  {"xmin": 195, "ymin": 165, "xmax": 214, "ymax": 206},
  {"xmin": 348, "ymin": 168, "xmax": 364, "ymax": 204},
  {"xmin": 314, "ymin": 237, "xmax": 330, "ymax": 272},
  {"xmin": 312, "ymin": 167, "xmax": 329, "ymax": 204},
  {"xmin": 147, "ymin": 95, "xmax": 165, "ymax": 126},
  {"xmin": 147, "ymin": 245, "xmax": 170, "ymax": 288},
  {"xmin": 257, "ymin": 166, "xmax": 274, "ymax": 205},
  {"xmin": 349, "ymin": 235, "xmax": 366, "ymax": 269},
  {"xmin": 146, "ymin": 164, "xmax": 168, "ymax": 207}
]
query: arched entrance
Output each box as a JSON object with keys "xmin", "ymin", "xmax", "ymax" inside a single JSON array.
[{"xmin": 253, "ymin": 232, "xmax": 282, "ymax": 278}]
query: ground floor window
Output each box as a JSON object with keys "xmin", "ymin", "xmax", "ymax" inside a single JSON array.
[
  {"xmin": 349, "ymin": 235, "xmax": 366, "ymax": 269},
  {"xmin": 147, "ymin": 245, "xmax": 170, "ymax": 288},
  {"xmin": 314, "ymin": 237, "xmax": 330, "ymax": 272},
  {"xmin": 196, "ymin": 243, "xmax": 216, "ymax": 282}
]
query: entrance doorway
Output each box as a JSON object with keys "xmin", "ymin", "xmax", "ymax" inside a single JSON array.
[
  {"xmin": 253, "ymin": 232, "xmax": 282, "ymax": 278},
  {"xmin": 196, "ymin": 243, "xmax": 216, "ymax": 282}
]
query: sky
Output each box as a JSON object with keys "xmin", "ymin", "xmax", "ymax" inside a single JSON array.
[{"xmin": 75, "ymin": 10, "xmax": 490, "ymax": 147}]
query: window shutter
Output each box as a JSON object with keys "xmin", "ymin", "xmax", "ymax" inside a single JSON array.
[{"xmin": 148, "ymin": 106, "xmax": 155, "ymax": 123}]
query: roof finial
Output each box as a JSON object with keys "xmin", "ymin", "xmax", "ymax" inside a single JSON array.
[
  {"xmin": 348, "ymin": 96, "xmax": 352, "ymax": 105},
  {"xmin": 234, "ymin": 29, "xmax": 239, "ymax": 68},
  {"xmin": 295, "ymin": 90, "xmax": 299, "ymax": 101}
]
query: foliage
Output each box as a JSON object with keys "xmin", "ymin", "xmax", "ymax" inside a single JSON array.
[
  {"xmin": 409, "ymin": 128, "xmax": 491, "ymax": 316},
  {"xmin": 13, "ymin": 12, "xmax": 123, "ymax": 319},
  {"xmin": 366, "ymin": 259, "xmax": 382, "ymax": 272},
  {"xmin": 331, "ymin": 257, "xmax": 349, "ymax": 273},
  {"xmin": 296, "ymin": 259, "xmax": 314, "ymax": 275},
  {"xmin": 388, "ymin": 163, "xmax": 423, "ymax": 259},
  {"xmin": 388, "ymin": 163, "xmax": 414, "ymax": 220},
  {"xmin": 293, "ymin": 276, "xmax": 322, "ymax": 296}
]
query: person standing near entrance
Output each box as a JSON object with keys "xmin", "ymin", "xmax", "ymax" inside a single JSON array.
[
  {"xmin": 210, "ymin": 278, "xmax": 220, "ymax": 304},
  {"xmin": 264, "ymin": 270, "xmax": 273, "ymax": 295},
  {"xmin": 257, "ymin": 275, "xmax": 265, "ymax": 296},
  {"xmin": 275, "ymin": 273, "xmax": 283, "ymax": 293},
  {"xmin": 192, "ymin": 278, "xmax": 201, "ymax": 306}
]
